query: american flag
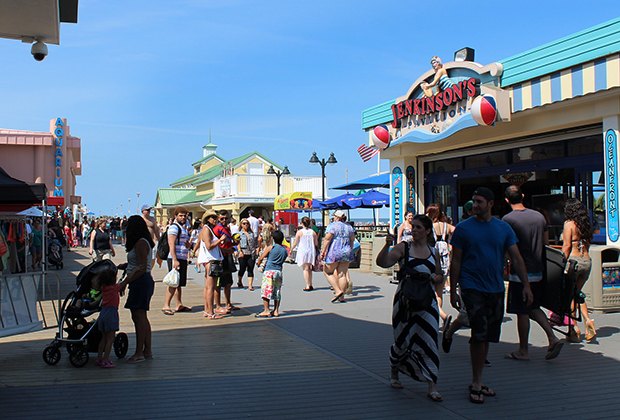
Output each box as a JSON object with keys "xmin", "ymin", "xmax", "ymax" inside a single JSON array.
[{"xmin": 357, "ymin": 144, "xmax": 379, "ymax": 162}]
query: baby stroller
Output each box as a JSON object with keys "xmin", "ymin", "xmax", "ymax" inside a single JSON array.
[
  {"xmin": 48, "ymin": 238, "xmax": 64, "ymax": 269},
  {"xmin": 42, "ymin": 260, "xmax": 128, "ymax": 367}
]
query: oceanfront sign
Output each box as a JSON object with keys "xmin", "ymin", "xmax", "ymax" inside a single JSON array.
[{"xmin": 53, "ymin": 117, "xmax": 64, "ymax": 197}]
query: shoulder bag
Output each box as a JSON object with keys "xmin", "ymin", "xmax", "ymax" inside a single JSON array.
[{"xmin": 397, "ymin": 243, "xmax": 435, "ymax": 312}]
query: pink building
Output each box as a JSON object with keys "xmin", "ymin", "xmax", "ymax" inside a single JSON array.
[{"xmin": 0, "ymin": 118, "xmax": 81, "ymax": 206}]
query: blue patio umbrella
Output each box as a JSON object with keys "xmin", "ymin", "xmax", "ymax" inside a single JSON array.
[
  {"xmin": 341, "ymin": 190, "xmax": 389, "ymax": 208},
  {"xmin": 317, "ymin": 193, "xmax": 356, "ymax": 209}
]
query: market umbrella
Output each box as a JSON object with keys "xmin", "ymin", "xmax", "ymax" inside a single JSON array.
[
  {"xmin": 341, "ymin": 190, "xmax": 389, "ymax": 209},
  {"xmin": 17, "ymin": 207, "xmax": 46, "ymax": 217},
  {"xmin": 317, "ymin": 193, "xmax": 356, "ymax": 209}
]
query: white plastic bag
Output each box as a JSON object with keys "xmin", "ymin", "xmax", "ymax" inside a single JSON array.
[{"xmin": 163, "ymin": 269, "xmax": 180, "ymax": 288}]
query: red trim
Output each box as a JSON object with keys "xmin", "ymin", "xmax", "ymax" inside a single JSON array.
[{"xmin": 47, "ymin": 196, "xmax": 65, "ymax": 206}]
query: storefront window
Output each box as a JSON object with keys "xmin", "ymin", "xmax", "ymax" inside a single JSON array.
[
  {"xmin": 427, "ymin": 158, "xmax": 462, "ymax": 174},
  {"xmin": 464, "ymin": 151, "xmax": 507, "ymax": 169},
  {"xmin": 567, "ymin": 135, "xmax": 602, "ymax": 156},
  {"xmin": 512, "ymin": 141, "xmax": 565, "ymax": 162}
]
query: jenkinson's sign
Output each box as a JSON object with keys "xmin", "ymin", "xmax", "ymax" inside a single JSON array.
[
  {"xmin": 375, "ymin": 60, "xmax": 509, "ymax": 146},
  {"xmin": 391, "ymin": 77, "xmax": 479, "ymax": 129}
]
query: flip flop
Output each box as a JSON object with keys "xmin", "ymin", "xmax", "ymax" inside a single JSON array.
[
  {"xmin": 175, "ymin": 306, "xmax": 192, "ymax": 313},
  {"xmin": 545, "ymin": 341, "xmax": 564, "ymax": 360},
  {"xmin": 427, "ymin": 391, "xmax": 443, "ymax": 402},
  {"xmin": 390, "ymin": 378, "xmax": 403, "ymax": 389},
  {"xmin": 127, "ymin": 356, "xmax": 146, "ymax": 364},
  {"xmin": 203, "ymin": 312, "xmax": 224, "ymax": 319},
  {"xmin": 469, "ymin": 384, "xmax": 496, "ymax": 397},
  {"xmin": 161, "ymin": 309, "xmax": 175, "ymax": 316},
  {"xmin": 504, "ymin": 351, "xmax": 529, "ymax": 361},
  {"xmin": 469, "ymin": 387, "xmax": 484, "ymax": 404},
  {"xmin": 254, "ymin": 313, "xmax": 272, "ymax": 318},
  {"xmin": 331, "ymin": 292, "xmax": 344, "ymax": 303}
]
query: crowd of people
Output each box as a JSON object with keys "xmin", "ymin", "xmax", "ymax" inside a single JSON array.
[
  {"xmin": 52, "ymin": 194, "xmax": 598, "ymax": 406},
  {"xmin": 378, "ymin": 185, "xmax": 595, "ymax": 404}
]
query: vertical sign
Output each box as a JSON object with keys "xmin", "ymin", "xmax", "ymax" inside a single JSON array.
[
  {"xmin": 391, "ymin": 167, "xmax": 403, "ymax": 229},
  {"xmin": 406, "ymin": 165, "xmax": 415, "ymax": 214},
  {"xmin": 53, "ymin": 118, "xmax": 64, "ymax": 197},
  {"xmin": 605, "ymin": 129, "xmax": 619, "ymax": 242}
]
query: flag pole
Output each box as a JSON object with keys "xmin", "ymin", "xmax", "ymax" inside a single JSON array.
[{"xmin": 376, "ymin": 150, "xmax": 381, "ymax": 226}]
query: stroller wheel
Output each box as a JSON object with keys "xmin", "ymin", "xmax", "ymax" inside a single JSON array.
[
  {"xmin": 69, "ymin": 346, "xmax": 89, "ymax": 368},
  {"xmin": 114, "ymin": 332, "xmax": 129, "ymax": 359},
  {"xmin": 43, "ymin": 345, "xmax": 61, "ymax": 365}
]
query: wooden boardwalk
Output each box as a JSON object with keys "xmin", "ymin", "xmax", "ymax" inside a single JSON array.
[{"xmin": 1, "ymin": 245, "xmax": 620, "ymax": 419}]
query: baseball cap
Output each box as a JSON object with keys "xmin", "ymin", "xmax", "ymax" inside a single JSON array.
[
  {"xmin": 463, "ymin": 200, "xmax": 473, "ymax": 212},
  {"xmin": 333, "ymin": 209, "xmax": 346, "ymax": 218},
  {"xmin": 472, "ymin": 187, "xmax": 495, "ymax": 201},
  {"xmin": 141, "ymin": 204, "xmax": 153, "ymax": 212}
]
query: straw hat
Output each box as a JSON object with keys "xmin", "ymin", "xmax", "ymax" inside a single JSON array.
[{"xmin": 202, "ymin": 210, "xmax": 218, "ymax": 223}]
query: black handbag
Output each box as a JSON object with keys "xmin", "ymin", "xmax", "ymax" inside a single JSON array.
[
  {"xmin": 397, "ymin": 243, "xmax": 435, "ymax": 311},
  {"xmin": 209, "ymin": 260, "xmax": 224, "ymax": 277}
]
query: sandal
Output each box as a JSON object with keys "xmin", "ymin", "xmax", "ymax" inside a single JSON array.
[
  {"xmin": 331, "ymin": 293, "xmax": 344, "ymax": 303},
  {"xmin": 469, "ymin": 384, "xmax": 495, "ymax": 397},
  {"xmin": 203, "ymin": 312, "xmax": 224, "ymax": 319},
  {"xmin": 469, "ymin": 387, "xmax": 484, "ymax": 404},
  {"xmin": 161, "ymin": 308, "xmax": 175, "ymax": 316},
  {"xmin": 427, "ymin": 391, "xmax": 443, "ymax": 402}
]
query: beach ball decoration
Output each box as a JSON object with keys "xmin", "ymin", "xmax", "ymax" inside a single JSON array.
[
  {"xmin": 372, "ymin": 124, "xmax": 391, "ymax": 150},
  {"xmin": 471, "ymin": 95, "xmax": 498, "ymax": 126}
]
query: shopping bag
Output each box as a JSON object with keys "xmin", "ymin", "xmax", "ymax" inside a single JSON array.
[{"xmin": 163, "ymin": 269, "xmax": 180, "ymax": 288}]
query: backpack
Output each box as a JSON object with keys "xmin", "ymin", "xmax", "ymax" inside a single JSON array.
[
  {"xmin": 156, "ymin": 223, "xmax": 183, "ymax": 260},
  {"xmin": 434, "ymin": 222, "xmax": 450, "ymax": 275}
]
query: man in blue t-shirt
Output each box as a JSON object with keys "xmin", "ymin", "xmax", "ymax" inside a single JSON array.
[{"xmin": 449, "ymin": 186, "xmax": 533, "ymax": 404}]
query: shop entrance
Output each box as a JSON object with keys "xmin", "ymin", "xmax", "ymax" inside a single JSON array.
[{"xmin": 424, "ymin": 131, "xmax": 604, "ymax": 244}]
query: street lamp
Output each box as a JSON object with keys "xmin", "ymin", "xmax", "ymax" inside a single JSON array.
[
  {"xmin": 309, "ymin": 152, "xmax": 337, "ymax": 225},
  {"xmin": 136, "ymin": 192, "xmax": 141, "ymax": 213},
  {"xmin": 267, "ymin": 165, "xmax": 290, "ymax": 195}
]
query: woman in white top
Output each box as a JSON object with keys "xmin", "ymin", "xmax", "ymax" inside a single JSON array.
[
  {"xmin": 292, "ymin": 217, "xmax": 319, "ymax": 291},
  {"xmin": 425, "ymin": 203, "xmax": 455, "ymax": 325},
  {"xmin": 118, "ymin": 215, "xmax": 155, "ymax": 363},
  {"xmin": 196, "ymin": 211, "xmax": 225, "ymax": 319}
]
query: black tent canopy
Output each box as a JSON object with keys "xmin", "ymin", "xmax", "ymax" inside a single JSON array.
[{"xmin": 0, "ymin": 167, "xmax": 47, "ymax": 205}]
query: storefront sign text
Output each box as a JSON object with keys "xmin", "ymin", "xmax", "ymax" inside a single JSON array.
[
  {"xmin": 390, "ymin": 78, "xmax": 480, "ymax": 128},
  {"xmin": 53, "ymin": 118, "xmax": 64, "ymax": 197},
  {"xmin": 391, "ymin": 167, "xmax": 403, "ymax": 226},
  {"xmin": 605, "ymin": 129, "xmax": 619, "ymax": 242}
]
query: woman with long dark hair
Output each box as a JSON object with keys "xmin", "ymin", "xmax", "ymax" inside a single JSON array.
[
  {"xmin": 196, "ymin": 211, "xmax": 225, "ymax": 319},
  {"xmin": 119, "ymin": 215, "xmax": 155, "ymax": 363},
  {"xmin": 376, "ymin": 214, "xmax": 444, "ymax": 402},
  {"xmin": 562, "ymin": 198, "xmax": 596, "ymax": 342}
]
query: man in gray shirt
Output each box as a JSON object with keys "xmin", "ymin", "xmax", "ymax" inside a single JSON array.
[{"xmin": 502, "ymin": 185, "xmax": 563, "ymax": 361}]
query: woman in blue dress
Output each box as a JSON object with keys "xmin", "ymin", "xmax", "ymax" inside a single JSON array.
[{"xmin": 320, "ymin": 210, "xmax": 356, "ymax": 303}]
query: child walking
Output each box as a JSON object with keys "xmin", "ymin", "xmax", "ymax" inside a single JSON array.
[
  {"xmin": 96, "ymin": 271, "xmax": 125, "ymax": 368},
  {"xmin": 255, "ymin": 230, "xmax": 288, "ymax": 318}
]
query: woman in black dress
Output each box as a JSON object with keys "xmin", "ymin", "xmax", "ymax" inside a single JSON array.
[{"xmin": 376, "ymin": 214, "xmax": 444, "ymax": 402}]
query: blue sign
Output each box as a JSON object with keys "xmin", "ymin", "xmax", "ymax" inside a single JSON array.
[
  {"xmin": 605, "ymin": 129, "xmax": 619, "ymax": 242},
  {"xmin": 53, "ymin": 117, "xmax": 64, "ymax": 197},
  {"xmin": 391, "ymin": 167, "xmax": 403, "ymax": 228}
]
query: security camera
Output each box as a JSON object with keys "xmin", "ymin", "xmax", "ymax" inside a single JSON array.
[{"xmin": 31, "ymin": 41, "xmax": 48, "ymax": 61}]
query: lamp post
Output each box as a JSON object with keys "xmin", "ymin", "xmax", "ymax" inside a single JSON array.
[
  {"xmin": 267, "ymin": 165, "xmax": 290, "ymax": 195},
  {"xmin": 309, "ymin": 152, "xmax": 337, "ymax": 226},
  {"xmin": 136, "ymin": 192, "xmax": 141, "ymax": 214}
]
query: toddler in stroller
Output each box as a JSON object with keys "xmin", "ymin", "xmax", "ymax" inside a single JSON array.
[
  {"xmin": 42, "ymin": 260, "xmax": 128, "ymax": 367},
  {"xmin": 48, "ymin": 237, "xmax": 63, "ymax": 269}
]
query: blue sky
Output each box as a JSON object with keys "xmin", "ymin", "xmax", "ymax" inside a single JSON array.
[{"xmin": 0, "ymin": 1, "xmax": 617, "ymax": 216}]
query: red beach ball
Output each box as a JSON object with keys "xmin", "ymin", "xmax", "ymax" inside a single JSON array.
[
  {"xmin": 471, "ymin": 95, "xmax": 497, "ymax": 126},
  {"xmin": 371, "ymin": 124, "xmax": 391, "ymax": 150}
]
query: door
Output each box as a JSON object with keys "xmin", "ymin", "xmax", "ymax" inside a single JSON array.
[{"xmin": 247, "ymin": 163, "xmax": 264, "ymax": 195}]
